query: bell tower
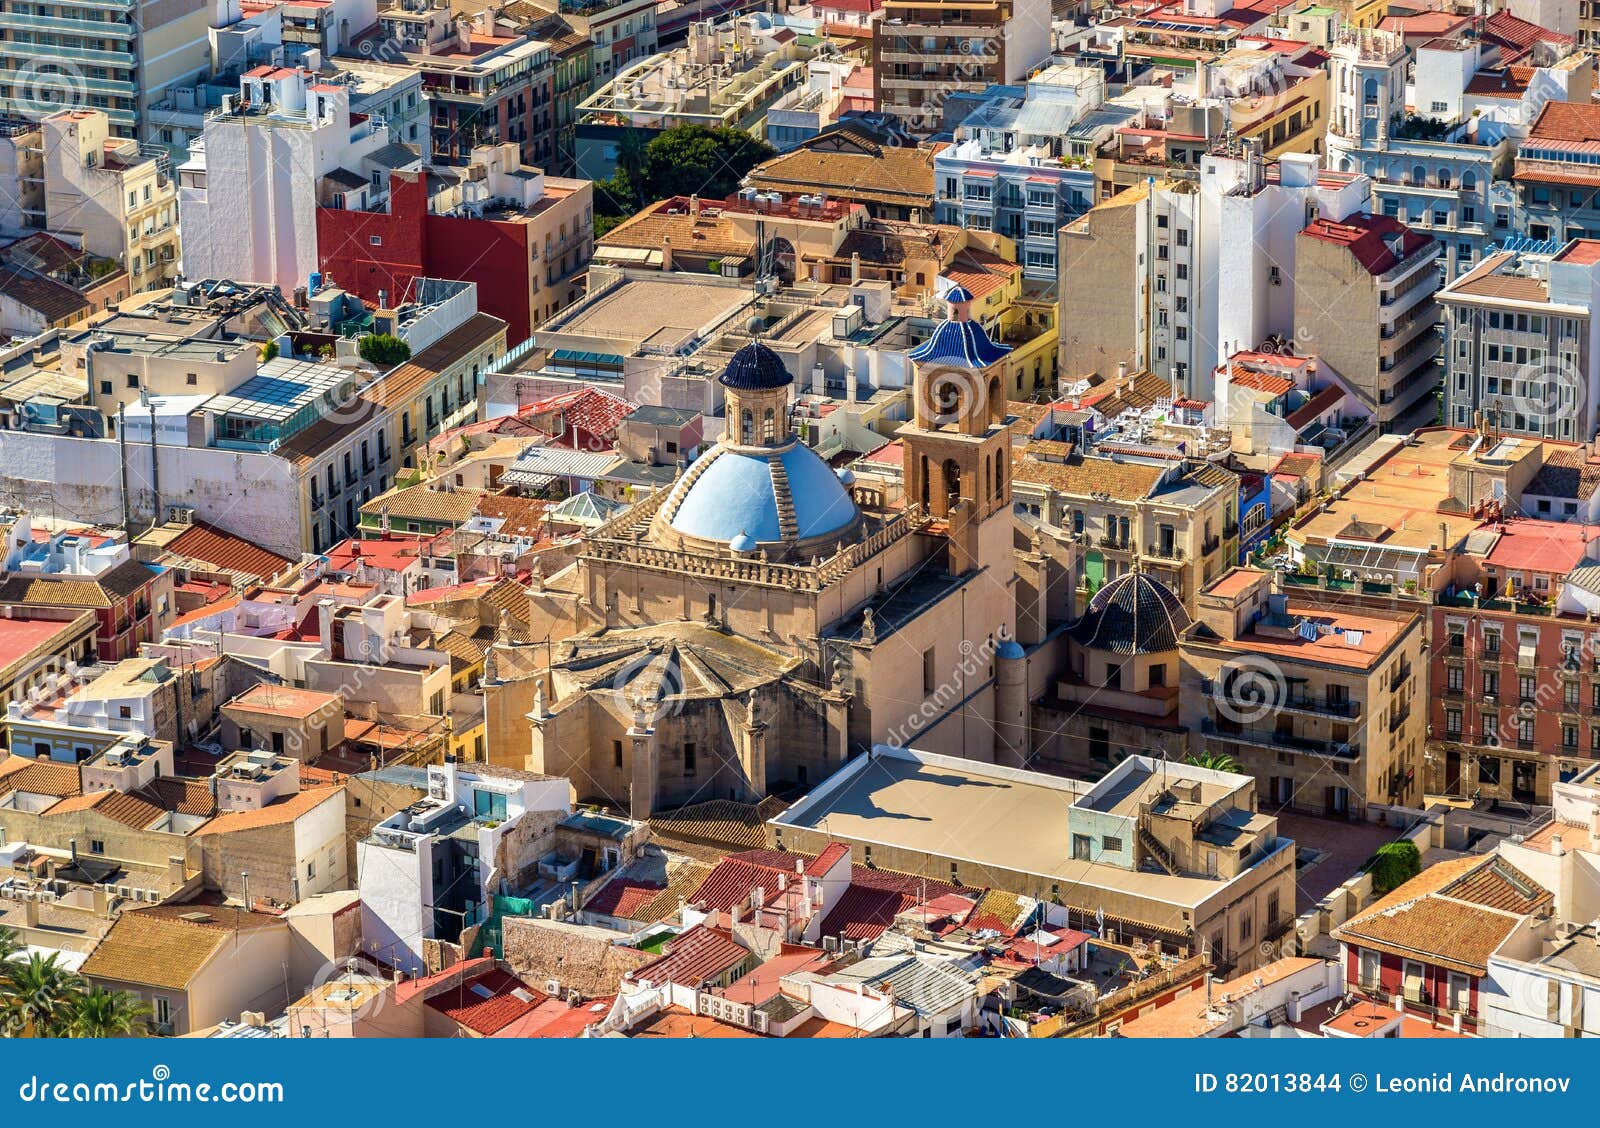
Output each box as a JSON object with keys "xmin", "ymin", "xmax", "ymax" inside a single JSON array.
[{"xmin": 901, "ymin": 285, "xmax": 1015, "ymax": 574}]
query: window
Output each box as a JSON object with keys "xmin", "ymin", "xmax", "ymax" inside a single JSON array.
[
  {"xmin": 1483, "ymin": 671, "xmax": 1499, "ymax": 696},
  {"xmin": 1072, "ymin": 833, "xmax": 1093, "ymax": 860},
  {"xmin": 683, "ymin": 743, "xmax": 696, "ymax": 774},
  {"xmin": 613, "ymin": 740, "xmax": 623, "ymax": 769},
  {"xmin": 89, "ymin": 839, "xmax": 105, "ymax": 854},
  {"xmin": 923, "ymin": 648, "xmax": 937, "ymax": 694},
  {"xmin": 473, "ymin": 789, "xmax": 508, "ymax": 821},
  {"xmin": 1102, "ymin": 835, "xmax": 1123, "ymax": 853},
  {"xmin": 369, "ymin": 235, "xmax": 383, "ymax": 246}
]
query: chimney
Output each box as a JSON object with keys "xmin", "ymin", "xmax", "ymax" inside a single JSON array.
[
  {"xmin": 1552, "ymin": 834, "xmax": 1565, "ymax": 857},
  {"xmin": 850, "ymin": 252, "xmax": 861, "ymax": 283},
  {"xmin": 661, "ymin": 235, "xmax": 673, "ymax": 273},
  {"xmin": 689, "ymin": 194, "xmax": 701, "ymax": 218}
]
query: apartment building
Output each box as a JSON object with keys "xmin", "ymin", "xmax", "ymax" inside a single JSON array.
[
  {"xmin": 1294, "ymin": 213, "xmax": 1441, "ymax": 434},
  {"xmin": 1059, "ymin": 149, "xmax": 1370, "ymax": 396},
  {"xmin": 1327, "ymin": 26, "xmax": 1590, "ymax": 280},
  {"xmin": 1439, "ymin": 238, "xmax": 1600, "ymax": 442},
  {"xmin": 1181, "ymin": 568, "xmax": 1427, "ymax": 817},
  {"xmin": 0, "ymin": 279, "xmax": 492, "ymax": 557},
  {"xmin": 575, "ymin": 16, "xmax": 808, "ymax": 180},
  {"xmin": 1517, "ymin": 102, "xmax": 1600, "ymax": 246},
  {"xmin": 176, "ymin": 67, "xmax": 400, "ymax": 300},
  {"xmin": 41, "ymin": 109, "xmax": 179, "ymax": 291},
  {"xmin": 934, "ymin": 66, "xmax": 1101, "ymax": 284},
  {"xmin": 1010, "ymin": 444, "xmax": 1239, "ymax": 609},
  {"xmin": 0, "ymin": 0, "xmax": 210, "ymax": 142},
  {"xmin": 316, "ymin": 142, "xmax": 593, "ymax": 345},
  {"xmin": 872, "ymin": 0, "xmax": 1051, "ymax": 135}
]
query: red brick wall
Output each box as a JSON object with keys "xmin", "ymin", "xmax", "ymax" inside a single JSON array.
[{"xmin": 316, "ymin": 171, "xmax": 533, "ymax": 344}]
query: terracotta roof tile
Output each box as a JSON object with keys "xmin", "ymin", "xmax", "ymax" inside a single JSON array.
[
  {"xmin": 0, "ymin": 755, "xmax": 81, "ymax": 798},
  {"xmin": 164, "ymin": 521, "xmax": 295, "ymax": 581},
  {"xmin": 423, "ymin": 967, "xmax": 547, "ymax": 1034},
  {"xmin": 192, "ymin": 786, "xmax": 342, "ymax": 835},
  {"xmin": 80, "ymin": 904, "xmax": 284, "ymax": 991}
]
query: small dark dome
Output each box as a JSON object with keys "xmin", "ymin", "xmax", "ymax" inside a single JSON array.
[
  {"xmin": 1069, "ymin": 571, "xmax": 1190, "ymax": 655},
  {"xmin": 719, "ymin": 341, "xmax": 793, "ymax": 390}
]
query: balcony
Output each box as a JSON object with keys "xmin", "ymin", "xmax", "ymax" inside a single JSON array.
[
  {"xmin": 1200, "ymin": 718, "xmax": 1360, "ymax": 761},
  {"xmin": 1201, "ymin": 680, "xmax": 1360, "ymax": 719},
  {"xmin": 1145, "ymin": 542, "xmax": 1184, "ymax": 560}
]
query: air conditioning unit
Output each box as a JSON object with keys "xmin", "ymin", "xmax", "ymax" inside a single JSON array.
[{"xmin": 545, "ymin": 979, "xmax": 561, "ymax": 996}]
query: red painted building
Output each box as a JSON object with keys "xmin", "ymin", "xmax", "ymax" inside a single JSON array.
[
  {"xmin": 315, "ymin": 161, "xmax": 592, "ymax": 346},
  {"xmin": 0, "ymin": 559, "xmax": 170, "ymax": 663},
  {"xmin": 1429, "ymin": 517, "xmax": 1600, "ymax": 804},
  {"xmin": 1331, "ymin": 854, "xmax": 1551, "ymax": 1033}
]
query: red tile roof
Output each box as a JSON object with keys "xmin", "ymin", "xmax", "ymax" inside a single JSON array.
[
  {"xmin": 1526, "ymin": 100, "xmax": 1600, "ymax": 144},
  {"xmin": 165, "ymin": 521, "xmax": 295, "ymax": 581},
  {"xmin": 691, "ymin": 849, "xmax": 961, "ymax": 942},
  {"xmin": 518, "ymin": 387, "xmax": 632, "ymax": 448},
  {"xmin": 631, "ymin": 925, "xmax": 749, "ymax": 987},
  {"xmin": 1300, "ymin": 214, "xmax": 1433, "ymax": 276},
  {"xmin": 423, "ymin": 968, "xmax": 547, "ymax": 1035},
  {"xmin": 1482, "ymin": 8, "xmax": 1572, "ymax": 52},
  {"xmin": 584, "ymin": 874, "xmax": 666, "ymax": 919},
  {"xmin": 805, "ymin": 842, "xmax": 851, "ymax": 876}
]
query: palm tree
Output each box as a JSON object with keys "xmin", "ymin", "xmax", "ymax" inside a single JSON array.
[
  {"xmin": 0, "ymin": 926, "xmax": 18, "ymax": 963},
  {"xmin": 65, "ymin": 987, "xmax": 150, "ymax": 1038},
  {"xmin": 0, "ymin": 952, "xmax": 82, "ymax": 1037},
  {"xmin": 1186, "ymin": 751, "xmax": 1239, "ymax": 774}
]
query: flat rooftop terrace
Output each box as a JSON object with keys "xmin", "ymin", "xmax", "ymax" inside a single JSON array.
[{"xmin": 774, "ymin": 748, "xmax": 1279, "ymax": 908}]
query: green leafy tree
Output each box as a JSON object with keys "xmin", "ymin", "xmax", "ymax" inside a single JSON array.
[
  {"xmin": 594, "ymin": 125, "xmax": 777, "ymax": 226},
  {"xmin": 1365, "ymin": 840, "xmax": 1423, "ymax": 895},
  {"xmin": 65, "ymin": 987, "xmax": 151, "ymax": 1038},
  {"xmin": 358, "ymin": 333, "xmax": 411, "ymax": 368},
  {"xmin": 1, "ymin": 952, "xmax": 82, "ymax": 1037},
  {"xmin": 643, "ymin": 125, "xmax": 776, "ymax": 201}
]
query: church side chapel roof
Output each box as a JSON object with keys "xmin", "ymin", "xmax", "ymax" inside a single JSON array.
[
  {"xmin": 547, "ymin": 623, "xmax": 802, "ymax": 708},
  {"xmin": 1068, "ymin": 570, "xmax": 1190, "ymax": 655}
]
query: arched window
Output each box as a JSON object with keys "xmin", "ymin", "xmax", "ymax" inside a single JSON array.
[
  {"xmin": 943, "ymin": 459, "xmax": 962, "ymax": 505},
  {"xmin": 762, "ymin": 407, "xmax": 776, "ymax": 443},
  {"xmin": 987, "ymin": 375, "xmax": 1002, "ymax": 423},
  {"xmin": 920, "ymin": 456, "xmax": 930, "ymax": 508},
  {"xmin": 1461, "ymin": 170, "xmax": 1477, "ymax": 193},
  {"xmin": 984, "ymin": 458, "xmax": 991, "ymax": 502},
  {"xmin": 740, "ymin": 409, "xmax": 754, "ymax": 444},
  {"xmin": 993, "ymin": 450, "xmax": 1004, "ymax": 499},
  {"xmin": 1437, "ymin": 168, "xmax": 1451, "ymax": 190},
  {"xmin": 1410, "ymin": 164, "xmax": 1426, "ymax": 188}
]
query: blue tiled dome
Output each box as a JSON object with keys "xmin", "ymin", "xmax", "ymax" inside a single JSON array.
[
  {"xmin": 944, "ymin": 284, "xmax": 976, "ymax": 302},
  {"xmin": 664, "ymin": 443, "xmax": 858, "ymax": 545},
  {"xmin": 719, "ymin": 341, "xmax": 793, "ymax": 391},
  {"xmin": 908, "ymin": 319, "xmax": 1013, "ymax": 369}
]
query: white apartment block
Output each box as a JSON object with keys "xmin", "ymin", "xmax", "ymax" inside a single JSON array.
[{"xmin": 177, "ymin": 67, "xmax": 395, "ymax": 298}]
